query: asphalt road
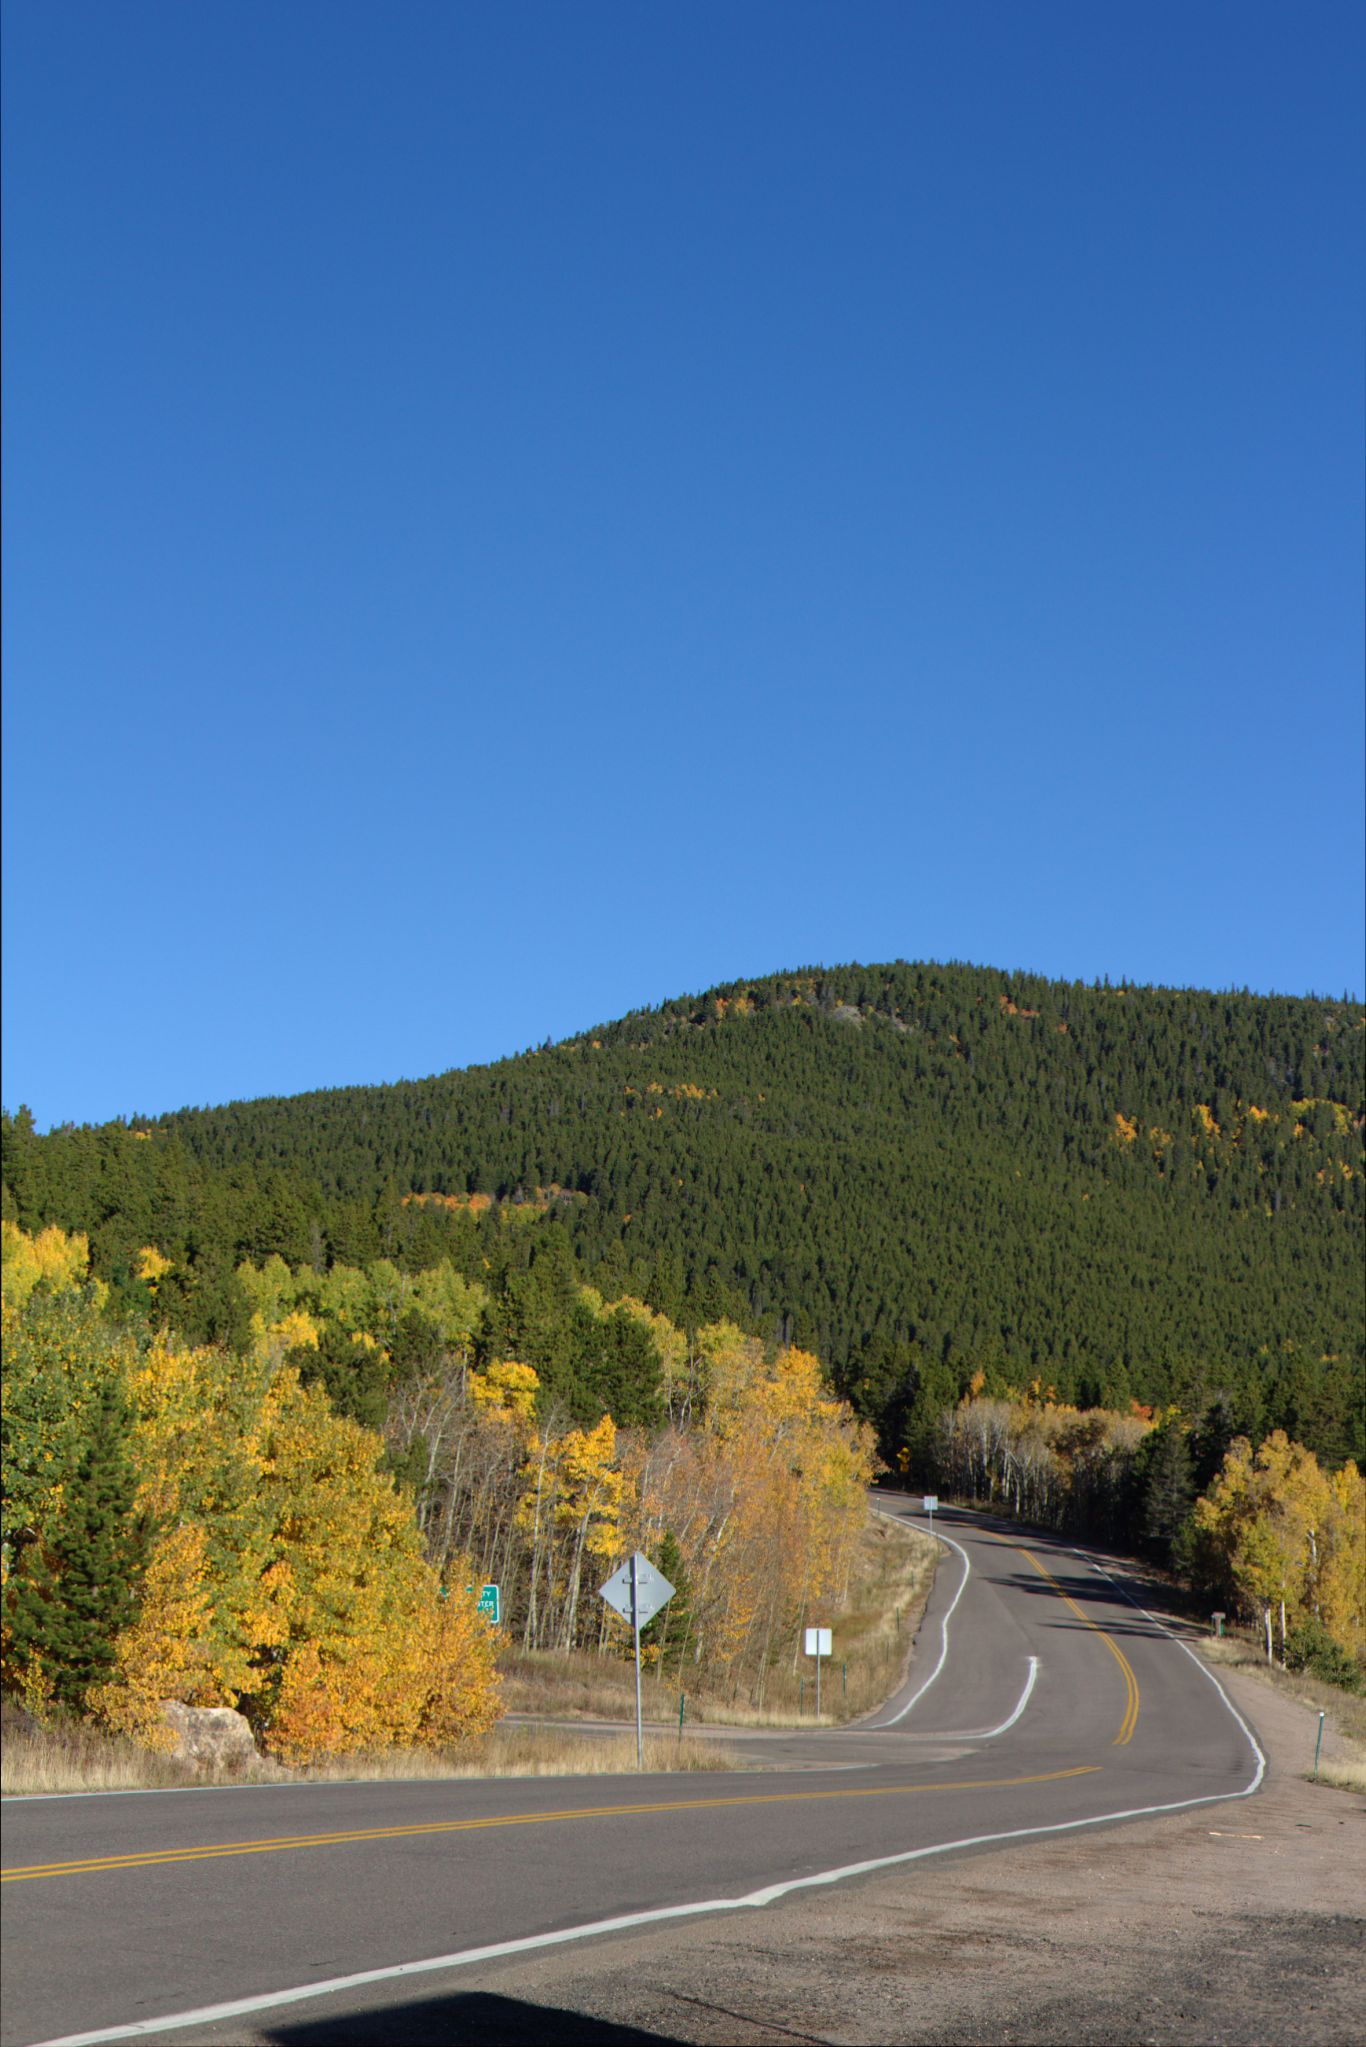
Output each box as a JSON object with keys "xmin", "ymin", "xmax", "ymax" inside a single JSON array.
[{"xmin": 0, "ymin": 1498, "xmax": 1265, "ymax": 2046}]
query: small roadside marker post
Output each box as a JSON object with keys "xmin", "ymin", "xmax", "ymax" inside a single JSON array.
[
  {"xmin": 1212, "ymin": 1611, "xmax": 1225, "ymax": 1639},
  {"xmin": 598, "ymin": 1552, "xmax": 674, "ymax": 1770},
  {"xmin": 1313, "ymin": 1710, "xmax": 1325, "ymax": 1780},
  {"xmin": 804, "ymin": 1626, "xmax": 832, "ymax": 1717},
  {"xmin": 923, "ymin": 1494, "xmax": 939, "ymax": 1533}
]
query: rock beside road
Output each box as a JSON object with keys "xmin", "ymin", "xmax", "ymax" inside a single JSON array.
[{"xmin": 159, "ymin": 1702, "xmax": 266, "ymax": 1772}]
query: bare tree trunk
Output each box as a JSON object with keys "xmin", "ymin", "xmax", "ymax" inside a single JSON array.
[{"xmin": 522, "ymin": 1436, "xmax": 551, "ymax": 1650}]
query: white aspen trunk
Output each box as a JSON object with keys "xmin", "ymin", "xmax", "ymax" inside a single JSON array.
[
  {"xmin": 561, "ymin": 1515, "xmax": 591, "ymax": 1652},
  {"xmin": 522, "ymin": 1437, "xmax": 551, "ymax": 1650}
]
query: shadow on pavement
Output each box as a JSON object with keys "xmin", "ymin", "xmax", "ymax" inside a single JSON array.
[{"xmin": 264, "ymin": 1990, "xmax": 684, "ymax": 2045}]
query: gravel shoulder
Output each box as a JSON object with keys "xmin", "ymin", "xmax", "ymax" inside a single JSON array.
[{"xmin": 247, "ymin": 1658, "xmax": 1363, "ymax": 2046}]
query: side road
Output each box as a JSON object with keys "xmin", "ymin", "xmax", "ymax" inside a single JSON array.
[{"xmin": 232, "ymin": 1662, "xmax": 1363, "ymax": 2046}]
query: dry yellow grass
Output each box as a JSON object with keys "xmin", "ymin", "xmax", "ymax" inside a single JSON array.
[
  {"xmin": 298, "ymin": 1726, "xmax": 740, "ymax": 1781},
  {"xmin": 0, "ymin": 1717, "xmax": 739, "ymax": 1797},
  {"xmin": 0, "ymin": 1719, "xmax": 276, "ymax": 1797},
  {"xmin": 1308, "ymin": 1757, "xmax": 1366, "ymax": 1794}
]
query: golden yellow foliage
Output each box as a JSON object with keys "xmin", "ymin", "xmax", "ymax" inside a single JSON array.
[
  {"xmin": 468, "ymin": 1360, "xmax": 540, "ymax": 1424},
  {"xmin": 136, "ymin": 1246, "xmax": 173, "ymax": 1290},
  {"xmin": 90, "ymin": 1524, "xmax": 224, "ymax": 1747},
  {"xmin": 1, "ymin": 1234, "xmax": 505, "ymax": 1765},
  {"xmin": 1195, "ymin": 1432, "xmax": 1365, "ymax": 1659},
  {"xmin": 1, "ymin": 1221, "xmax": 101, "ymax": 1313}
]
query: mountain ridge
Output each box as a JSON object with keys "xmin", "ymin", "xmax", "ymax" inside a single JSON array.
[{"xmin": 4, "ymin": 960, "xmax": 1362, "ymax": 1464}]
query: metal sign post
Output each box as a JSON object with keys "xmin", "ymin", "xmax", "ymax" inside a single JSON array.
[
  {"xmin": 599, "ymin": 1552, "xmax": 675, "ymax": 1769},
  {"xmin": 923, "ymin": 1494, "xmax": 938, "ymax": 1533},
  {"xmin": 631, "ymin": 1554, "xmax": 643, "ymax": 1768}
]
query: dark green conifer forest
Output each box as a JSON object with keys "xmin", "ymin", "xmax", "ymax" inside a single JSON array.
[{"xmin": 4, "ymin": 962, "xmax": 1362, "ymax": 1466}]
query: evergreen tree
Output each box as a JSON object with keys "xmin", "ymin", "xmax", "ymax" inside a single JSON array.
[
  {"xmin": 641, "ymin": 1529, "xmax": 695, "ymax": 1677},
  {"xmin": 1140, "ymin": 1419, "xmax": 1196, "ymax": 1568},
  {"xmin": 6, "ymin": 1376, "xmax": 147, "ymax": 1713}
]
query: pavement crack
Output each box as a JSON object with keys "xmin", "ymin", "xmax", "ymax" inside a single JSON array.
[{"xmin": 663, "ymin": 1990, "xmax": 835, "ymax": 2044}]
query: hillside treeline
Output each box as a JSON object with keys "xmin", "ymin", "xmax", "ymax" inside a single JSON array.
[
  {"xmin": 4, "ymin": 962, "xmax": 1361, "ymax": 1467},
  {"xmin": 1, "ymin": 1223, "xmax": 876, "ymax": 1749},
  {"xmin": 935, "ymin": 1384, "xmax": 1363, "ymax": 1685}
]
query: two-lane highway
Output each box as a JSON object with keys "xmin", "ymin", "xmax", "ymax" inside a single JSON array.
[{"xmin": 1, "ymin": 1499, "xmax": 1265, "ymax": 2046}]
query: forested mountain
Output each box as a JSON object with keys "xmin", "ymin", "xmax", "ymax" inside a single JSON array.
[{"xmin": 4, "ymin": 962, "xmax": 1363, "ymax": 1464}]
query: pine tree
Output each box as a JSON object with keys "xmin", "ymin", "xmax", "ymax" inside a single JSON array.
[
  {"xmin": 6, "ymin": 1376, "xmax": 147, "ymax": 1713},
  {"xmin": 1141, "ymin": 1420, "xmax": 1196, "ymax": 1568},
  {"xmin": 642, "ymin": 1528, "xmax": 694, "ymax": 1674}
]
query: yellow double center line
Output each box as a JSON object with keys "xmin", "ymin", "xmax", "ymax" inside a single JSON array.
[
  {"xmin": 1017, "ymin": 1547, "xmax": 1141, "ymax": 1744},
  {"xmin": 1, "ymin": 1766, "xmax": 1099, "ymax": 1885}
]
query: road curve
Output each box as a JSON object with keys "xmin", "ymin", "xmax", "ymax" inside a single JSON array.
[{"xmin": 1, "ymin": 1497, "xmax": 1265, "ymax": 2046}]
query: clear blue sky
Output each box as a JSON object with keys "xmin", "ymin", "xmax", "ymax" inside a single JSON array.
[{"xmin": 4, "ymin": 2, "xmax": 1363, "ymax": 1130}]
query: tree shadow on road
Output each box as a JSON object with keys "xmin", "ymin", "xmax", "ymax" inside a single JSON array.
[{"xmin": 264, "ymin": 1989, "xmax": 685, "ymax": 2045}]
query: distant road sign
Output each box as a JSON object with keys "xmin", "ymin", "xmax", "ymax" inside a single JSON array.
[
  {"xmin": 599, "ymin": 1553, "xmax": 674, "ymax": 1630},
  {"xmin": 923, "ymin": 1495, "xmax": 939, "ymax": 1514},
  {"xmin": 599, "ymin": 1552, "xmax": 677, "ymax": 1768},
  {"xmin": 804, "ymin": 1627, "xmax": 832, "ymax": 1657},
  {"xmin": 476, "ymin": 1584, "xmax": 501, "ymax": 1624}
]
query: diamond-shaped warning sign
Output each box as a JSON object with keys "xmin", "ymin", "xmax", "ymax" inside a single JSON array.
[{"xmin": 598, "ymin": 1552, "xmax": 675, "ymax": 1629}]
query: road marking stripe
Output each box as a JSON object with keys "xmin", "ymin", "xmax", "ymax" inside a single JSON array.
[
  {"xmin": 1064, "ymin": 1542, "xmax": 1266, "ymax": 1791},
  {"xmin": 1017, "ymin": 1547, "xmax": 1141, "ymax": 1744},
  {"xmin": 867, "ymin": 1518, "xmax": 972, "ymax": 1727},
  {"xmin": 1, "ymin": 1767, "xmax": 1099, "ymax": 1884},
  {"xmin": 899, "ymin": 1654, "xmax": 1040, "ymax": 1741},
  {"xmin": 23, "ymin": 1772, "xmax": 1269, "ymax": 2047},
  {"xmin": 972, "ymin": 1654, "xmax": 1039, "ymax": 1737}
]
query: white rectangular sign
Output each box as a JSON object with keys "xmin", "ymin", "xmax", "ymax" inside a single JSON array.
[
  {"xmin": 923, "ymin": 1495, "xmax": 939, "ymax": 1512},
  {"xmin": 804, "ymin": 1626, "xmax": 832, "ymax": 1657}
]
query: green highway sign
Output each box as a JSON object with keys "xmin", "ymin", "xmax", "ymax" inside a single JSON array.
[{"xmin": 475, "ymin": 1583, "xmax": 501, "ymax": 1624}]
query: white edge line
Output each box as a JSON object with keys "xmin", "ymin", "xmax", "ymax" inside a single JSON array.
[
  {"xmin": 3, "ymin": 1782, "xmax": 333, "ymax": 1807},
  {"xmin": 867, "ymin": 1514, "xmax": 971, "ymax": 1728},
  {"xmin": 25, "ymin": 1763, "xmax": 1268, "ymax": 2047},
  {"xmin": 1066, "ymin": 1545, "xmax": 1266, "ymax": 1796}
]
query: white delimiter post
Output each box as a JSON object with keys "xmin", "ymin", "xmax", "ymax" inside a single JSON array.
[{"xmin": 631, "ymin": 1551, "xmax": 644, "ymax": 1770}]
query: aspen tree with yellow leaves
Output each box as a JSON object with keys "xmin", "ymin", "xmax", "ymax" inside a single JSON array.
[
  {"xmin": 2, "ymin": 1226, "xmax": 501, "ymax": 1761},
  {"xmin": 1193, "ymin": 1432, "xmax": 1364, "ymax": 1673}
]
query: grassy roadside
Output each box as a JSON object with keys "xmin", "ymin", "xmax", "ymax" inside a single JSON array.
[
  {"xmin": 499, "ymin": 1509, "xmax": 938, "ymax": 1729},
  {"xmin": 0, "ymin": 1717, "xmax": 741, "ymax": 1797},
  {"xmin": 1195, "ymin": 1632, "xmax": 1366, "ymax": 1792},
  {"xmin": 1, "ymin": 1509, "xmax": 936, "ymax": 1794}
]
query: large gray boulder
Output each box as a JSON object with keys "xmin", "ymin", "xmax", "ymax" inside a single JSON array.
[{"xmin": 159, "ymin": 1701, "xmax": 264, "ymax": 1771}]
